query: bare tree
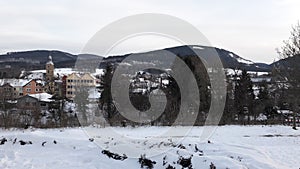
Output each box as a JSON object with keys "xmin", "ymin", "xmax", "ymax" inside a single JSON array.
[
  {"xmin": 277, "ymin": 21, "xmax": 300, "ymax": 58},
  {"xmin": 276, "ymin": 21, "xmax": 300, "ymax": 130}
]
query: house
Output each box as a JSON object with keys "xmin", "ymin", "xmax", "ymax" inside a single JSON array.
[
  {"xmin": 65, "ymin": 73, "xmax": 97, "ymax": 99},
  {"xmin": 17, "ymin": 93, "xmax": 54, "ymax": 111},
  {"xmin": 0, "ymin": 83, "xmax": 14, "ymax": 101},
  {"xmin": 0, "ymin": 79, "xmax": 32, "ymax": 99},
  {"xmin": 22, "ymin": 79, "xmax": 44, "ymax": 96}
]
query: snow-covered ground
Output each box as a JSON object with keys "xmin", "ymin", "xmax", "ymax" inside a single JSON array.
[{"xmin": 0, "ymin": 125, "xmax": 299, "ymax": 169}]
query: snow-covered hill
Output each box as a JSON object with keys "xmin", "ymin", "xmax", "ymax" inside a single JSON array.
[{"xmin": 0, "ymin": 125, "xmax": 299, "ymax": 169}]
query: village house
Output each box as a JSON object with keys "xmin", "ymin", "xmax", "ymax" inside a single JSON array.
[
  {"xmin": 0, "ymin": 79, "xmax": 37, "ymax": 99},
  {"xmin": 65, "ymin": 73, "xmax": 97, "ymax": 99},
  {"xmin": 0, "ymin": 83, "xmax": 14, "ymax": 101},
  {"xmin": 17, "ymin": 93, "xmax": 54, "ymax": 111},
  {"xmin": 22, "ymin": 79, "xmax": 44, "ymax": 96}
]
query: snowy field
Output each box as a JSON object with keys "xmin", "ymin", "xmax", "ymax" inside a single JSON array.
[{"xmin": 0, "ymin": 125, "xmax": 299, "ymax": 169}]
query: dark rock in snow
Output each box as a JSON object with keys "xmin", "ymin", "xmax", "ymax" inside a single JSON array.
[
  {"xmin": 138, "ymin": 154, "xmax": 156, "ymax": 169},
  {"xmin": 177, "ymin": 155, "xmax": 193, "ymax": 169},
  {"xmin": 13, "ymin": 138, "xmax": 17, "ymax": 144},
  {"xmin": 210, "ymin": 162, "xmax": 216, "ymax": 169},
  {"xmin": 102, "ymin": 150, "xmax": 128, "ymax": 161},
  {"xmin": 165, "ymin": 164, "xmax": 176, "ymax": 169},
  {"xmin": 42, "ymin": 141, "xmax": 47, "ymax": 146},
  {"xmin": 0, "ymin": 138, "xmax": 7, "ymax": 145},
  {"xmin": 19, "ymin": 140, "xmax": 32, "ymax": 145}
]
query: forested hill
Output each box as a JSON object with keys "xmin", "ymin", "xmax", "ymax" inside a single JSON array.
[{"xmin": 0, "ymin": 45, "xmax": 284, "ymax": 78}]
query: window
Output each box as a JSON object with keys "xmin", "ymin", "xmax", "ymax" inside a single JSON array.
[{"xmin": 26, "ymin": 88, "xmax": 31, "ymax": 92}]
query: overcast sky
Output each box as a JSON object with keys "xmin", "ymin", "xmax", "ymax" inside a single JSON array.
[{"xmin": 0, "ymin": 0, "xmax": 299, "ymax": 63}]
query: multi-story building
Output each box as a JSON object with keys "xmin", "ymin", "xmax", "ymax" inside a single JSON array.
[
  {"xmin": 22, "ymin": 79, "xmax": 44, "ymax": 96},
  {"xmin": 0, "ymin": 79, "xmax": 30, "ymax": 99},
  {"xmin": 0, "ymin": 83, "xmax": 14, "ymax": 101},
  {"xmin": 65, "ymin": 73, "xmax": 96, "ymax": 99}
]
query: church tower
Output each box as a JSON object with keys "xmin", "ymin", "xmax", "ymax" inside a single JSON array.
[
  {"xmin": 45, "ymin": 55, "xmax": 55, "ymax": 94},
  {"xmin": 46, "ymin": 55, "xmax": 54, "ymax": 82}
]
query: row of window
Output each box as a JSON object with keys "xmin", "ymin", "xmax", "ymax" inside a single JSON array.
[
  {"xmin": 67, "ymin": 79, "xmax": 94, "ymax": 83},
  {"xmin": 26, "ymin": 83, "xmax": 41, "ymax": 87},
  {"xmin": 4, "ymin": 87, "xmax": 22, "ymax": 91},
  {"xmin": 25, "ymin": 88, "xmax": 43, "ymax": 92},
  {"xmin": 24, "ymin": 102, "xmax": 47, "ymax": 107}
]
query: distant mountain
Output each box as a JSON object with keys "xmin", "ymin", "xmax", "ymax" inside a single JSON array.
[
  {"xmin": 271, "ymin": 54, "xmax": 300, "ymax": 68},
  {"xmin": 0, "ymin": 46, "xmax": 272, "ymax": 78},
  {"xmin": 0, "ymin": 50, "xmax": 105, "ymax": 68},
  {"xmin": 104, "ymin": 45, "xmax": 272, "ymax": 72},
  {"xmin": 165, "ymin": 45, "xmax": 271, "ymax": 71},
  {"xmin": 0, "ymin": 50, "xmax": 77, "ymax": 68}
]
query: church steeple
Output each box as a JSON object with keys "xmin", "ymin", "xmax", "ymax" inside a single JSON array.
[
  {"xmin": 46, "ymin": 54, "xmax": 54, "ymax": 81},
  {"xmin": 47, "ymin": 55, "xmax": 54, "ymax": 65},
  {"xmin": 45, "ymin": 54, "xmax": 55, "ymax": 94}
]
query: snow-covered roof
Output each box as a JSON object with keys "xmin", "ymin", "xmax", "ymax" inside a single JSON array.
[
  {"xmin": 26, "ymin": 72, "xmax": 44, "ymax": 79},
  {"xmin": 277, "ymin": 110, "xmax": 293, "ymax": 115},
  {"xmin": 251, "ymin": 77, "xmax": 272, "ymax": 83},
  {"xmin": 28, "ymin": 93, "xmax": 53, "ymax": 102},
  {"xmin": 31, "ymin": 68, "xmax": 76, "ymax": 77},
  {"xmin": 247, "ymin": 71, "xmax": 270, "ymax": 76},
  {"xmin": 0, "ymin": 79, "xmax": 31, "ymax": 87}
]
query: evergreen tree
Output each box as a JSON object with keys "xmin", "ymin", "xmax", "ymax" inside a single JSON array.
[
  {"xmin": 234, "ymin": 70, "xmax": 254, "ymax": 124},
  {"xmin": 276, "ymin": 21, "xmax": 300, "ymax": 129},
  {"xmin": 99, "ymin": 63, "xmax": 115, "ymax": 122},
  {"xmin": 254, "ymin": 80, "xmax": 276, "ymax": 123}
]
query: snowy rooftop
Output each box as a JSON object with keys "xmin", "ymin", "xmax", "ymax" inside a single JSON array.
[
  {"xmin": 251, "ymin": 77, "xmax": 272, "ymax": 83},
  {"xmin": 0, "ymin": 79, "xmax": 31, "ymax": 87},
  {"xmin": 31, "ymin": 68, "xmax": 76, "ymax": 77},
  {"xmin": 28, "ymin": 93, "xmax": 53, "ymax": 102},
  {"xmin": 277, "ymin": 110, "xmax": 293, "ymax": 115}
]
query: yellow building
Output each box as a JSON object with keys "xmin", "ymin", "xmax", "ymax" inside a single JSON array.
[{"xmin": 66, "ymin": 73, "xmax": 96, "ymax": 99}]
